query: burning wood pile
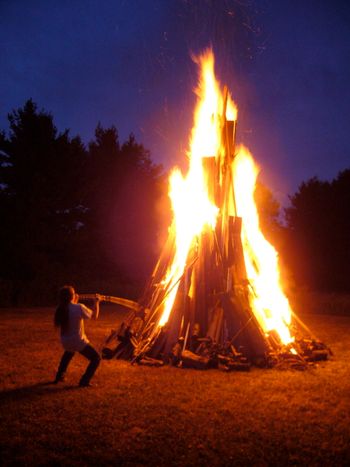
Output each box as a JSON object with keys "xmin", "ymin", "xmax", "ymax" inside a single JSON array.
[{"xmin": 97, "ymin": 49, "xmax": 331, "ymax": 370}]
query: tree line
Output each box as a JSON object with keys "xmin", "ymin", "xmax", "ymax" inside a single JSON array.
[
  {"xmin": 0, "ymin": 100, "xmax": 169, "ymax": 305},
  {"xmin": 0, "ymin": 100, "xmax": 349, "ymax": 305},
  {"xmin": 283, "ymin": 172, "xmax": 350, "ymax": 293}
]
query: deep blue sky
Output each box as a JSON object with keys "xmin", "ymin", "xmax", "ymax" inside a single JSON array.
[{"xmin": 1, "ymin": 0, "xmax": 349, "ymax": 203}]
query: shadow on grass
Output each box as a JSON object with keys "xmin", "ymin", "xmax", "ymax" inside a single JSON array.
[{"xmin": 0, "ymin": 381, "xmax": 81, "ymax": 405}]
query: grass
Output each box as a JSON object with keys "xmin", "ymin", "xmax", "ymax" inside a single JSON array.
[{"xmin": 1, "ymin": 304, "xmax": 350, "ymax": 466}]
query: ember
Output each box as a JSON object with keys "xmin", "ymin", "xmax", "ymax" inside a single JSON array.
[{"xmin": 85, "ymin": 49, "xmax": 331, "ymax": 370}]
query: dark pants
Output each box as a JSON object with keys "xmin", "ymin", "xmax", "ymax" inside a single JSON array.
[{"xmin": 55, "ymin": 344, "xmax": 101, "ymax": 385}]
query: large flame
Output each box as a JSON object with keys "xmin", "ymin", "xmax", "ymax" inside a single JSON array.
[
  {"xmin": 158, "ymin": 49, "xmax": 293, "ymax": 345},
  {"xmin": 158, "ymin": 50, "xmax": 221, "ymax": 327},
  {"xmin": 232, "ymin": 147, "xmax": 293, "ymax": 344}
]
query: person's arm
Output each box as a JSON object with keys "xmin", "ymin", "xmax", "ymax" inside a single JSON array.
[
  {"xmin": 78, "ymin": 294, "xmax": 100, "ymax": 320},
  {"xmin": 93, "ymin": 295, "xmax": 101, "ymax": 320}
]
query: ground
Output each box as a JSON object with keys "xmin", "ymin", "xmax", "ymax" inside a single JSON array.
[{"xmin": 1, "ymin": 305, "xmax": 350, "ymax": 466}]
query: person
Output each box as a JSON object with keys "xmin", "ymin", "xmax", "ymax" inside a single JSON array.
[{"xmin": 54, "ymin": 285, "xmax": 101, "ymax": 387}]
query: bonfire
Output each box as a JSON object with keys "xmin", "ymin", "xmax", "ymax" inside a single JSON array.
[{"xmin": 82, "ymin": 49, "xmax": 330, "ymax": 370}]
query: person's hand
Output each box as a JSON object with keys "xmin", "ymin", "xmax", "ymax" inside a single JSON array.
[{"xmin": 93, "ymin": 294, "xmax": 101, "ymax": 320}]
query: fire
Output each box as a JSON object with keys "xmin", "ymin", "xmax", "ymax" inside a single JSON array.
[
  {"xmin": 158, "ymin": 49, "xmax": 293, "ymax": 345},
  {"xmin": 158, "ymin": 50, "xmax": 221, "ymax": 327},
  {"xmin": 232, "ymin": 147, "xmax": 293, "ymax": 344}
]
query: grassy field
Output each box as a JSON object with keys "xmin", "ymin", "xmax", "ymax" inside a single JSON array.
[{"xmin": 1, "ymin": 305, "xmax": 350, "ymax": 466}]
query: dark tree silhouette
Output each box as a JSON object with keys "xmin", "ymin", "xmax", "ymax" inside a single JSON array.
[
  {"xmin": 254, "ymin": 181, "xmax": 282, "ymax": 246},
  {"xmin": 0, "ymin": 102, "xmax": 168, "ymax": 305},
  {"xmin": 284, "ymin": 170, "xmax": 350, "ymax": 292},
  {"xmin": 0, "ymin": 100, "xmax": 88, "ymax": 303},
  {"xmin": 86, "ymin": 125, "xmax": 166, "ymax": 283},
  {"xmin": 0, "ymin": 102, "xmax": 169, "ymax": 304}
]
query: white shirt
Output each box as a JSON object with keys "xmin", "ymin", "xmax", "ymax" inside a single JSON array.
[{"xmin": 60, "ymin": 303, "xmax": 93, "ymax": 352}]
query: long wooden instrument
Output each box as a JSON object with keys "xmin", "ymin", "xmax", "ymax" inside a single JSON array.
[{"xmin": 79, "ymin": 294, "xmax": 140, "ymax": 311}]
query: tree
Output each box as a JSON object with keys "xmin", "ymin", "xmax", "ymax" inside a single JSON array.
[
  {"xmin": 0, "ymin": 100, "xmax": 87, "ymax": 303},
  {"xmin": 85, "ymin": 125, "xmax": 166, "ymax": 283},
  {"xmin": 254, "ymin": 181, "xmax": 282, "ymax": 245},
  {"xmin": 284, "ymin": 171, "xmax": 350, "ymax": 292},
  {"xmin": 0, "ymin": 101, "xmax": 167, "ymax": 304}
]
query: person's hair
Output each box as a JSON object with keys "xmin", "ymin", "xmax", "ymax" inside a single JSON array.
[{"xmin": 54, "ymin": 285, "xmax": 75, "ymax": 332}]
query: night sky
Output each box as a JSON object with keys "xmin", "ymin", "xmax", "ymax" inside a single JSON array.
[{"xmin": 1, "ymin": 0, "xmax": 349, "ymax": 203}]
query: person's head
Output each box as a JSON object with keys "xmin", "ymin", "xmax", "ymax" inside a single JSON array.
[
  {"xmin": 58, "ymin": 285, "xmax": 75, "ymax": 305},
  {"xmin": 54, "ymin": 285, "xmax": 75, "ymax": 330}
]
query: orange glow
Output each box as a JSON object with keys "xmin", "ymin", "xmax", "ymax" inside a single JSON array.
[
  {"xmin": 232, "ymin": 147, "xmax": 293, "ymax": 344},
  {"xmin": 157, "ymin": 49, "xmax": 293, "ymax": 346},
  {"xmin": 159, "ymin": 50, "xmax": 221, "ymax": 326}
]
